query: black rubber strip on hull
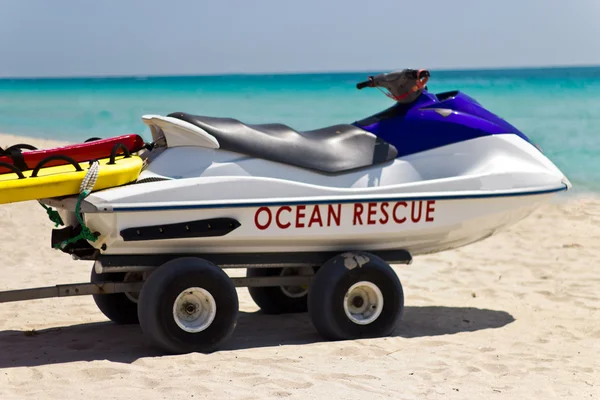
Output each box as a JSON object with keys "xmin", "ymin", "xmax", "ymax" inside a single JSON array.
[{"xmin": 120, "ymin": 217, "xmax": 241, "ymax": 241}]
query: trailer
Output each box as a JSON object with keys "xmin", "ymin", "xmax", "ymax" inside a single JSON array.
[{"xmin": 0, "ymin": 249, "xmax": 411, "ymax": 354}]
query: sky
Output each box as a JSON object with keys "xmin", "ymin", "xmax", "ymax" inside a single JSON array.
[{"xmin": 1, "ymin": 0, "xmax": 600, "ymax": 78}]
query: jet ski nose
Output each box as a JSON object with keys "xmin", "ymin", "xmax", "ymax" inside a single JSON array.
[{"xmin": 561, "ymin": 175, "xmax": 573, "ymax": 190}]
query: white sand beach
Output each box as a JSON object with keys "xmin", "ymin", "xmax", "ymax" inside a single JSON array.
[{"xmin": 0, "ymin": 134, "xmax": 597, "ymax": 399}]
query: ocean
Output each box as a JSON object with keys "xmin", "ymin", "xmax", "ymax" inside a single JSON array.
[{"xmin": 0, "ymin": 66, "xmax": 598, "ymax": 193}]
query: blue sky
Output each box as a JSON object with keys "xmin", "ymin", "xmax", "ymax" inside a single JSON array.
[{"xmin": 1, "ymin": 0, "xmax": 599, "ymax": 77}]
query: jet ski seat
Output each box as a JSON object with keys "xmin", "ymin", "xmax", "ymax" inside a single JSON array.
[{"xmin": 168, "ymin": 112, "xmax": 398, "ymax": 174}]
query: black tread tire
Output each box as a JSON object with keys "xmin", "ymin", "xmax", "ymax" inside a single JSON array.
[
  {"xmin": 137, "ymin": 257, "xmax": 238, "ymax": 354},
  {"xmin": 91, "ymin": 268, "xmax": 140, "ymax": 324},
  {"xmin": 246, "ymin": 267, "xmax": 314, "ymax": 314},
  {"xmin": 307, "ymin": 251, "xmax": 404, "ymax": 341}
]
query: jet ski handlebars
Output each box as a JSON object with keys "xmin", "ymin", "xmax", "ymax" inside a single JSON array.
[{"xmin": 356, "ymin": 68, "xmax": 430, "ymax": 103}]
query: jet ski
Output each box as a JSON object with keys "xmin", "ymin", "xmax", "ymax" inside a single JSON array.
[
  {"xmin": 39, "ymin": 68, "xmax": 571, "ymax": 354},
  {"xmin": 46, "ymin": 68, "xmax": 570, "ymax": 258}
]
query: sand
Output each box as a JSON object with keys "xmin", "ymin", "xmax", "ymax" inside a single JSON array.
[{"xmin": 0, "ymin": 134, "xmax": 597, "ymax": 399}]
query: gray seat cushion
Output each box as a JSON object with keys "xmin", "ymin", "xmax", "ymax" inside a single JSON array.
[{"xmin": 168, "ymin": 112, "xmax": 398, "ymax": 174}]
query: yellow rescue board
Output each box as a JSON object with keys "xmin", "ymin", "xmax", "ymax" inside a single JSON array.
[{"xmin": 0, "ymin": 155, "xmax": 144, "ymax": 205}]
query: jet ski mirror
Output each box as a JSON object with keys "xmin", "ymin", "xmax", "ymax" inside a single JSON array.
[{"xmin": 356, "ymin": 68, "xmax": 430, "ymax": 104}]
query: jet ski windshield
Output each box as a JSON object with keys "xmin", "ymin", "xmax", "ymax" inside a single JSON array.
[{"xmin": 356, "ymin": 69, "xmax": 430, "ymax": 104}]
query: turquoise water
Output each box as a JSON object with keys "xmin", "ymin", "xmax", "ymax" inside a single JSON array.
[{"xmin": 0, "ymin": 66, "xmax": 598, "ymax": 193}]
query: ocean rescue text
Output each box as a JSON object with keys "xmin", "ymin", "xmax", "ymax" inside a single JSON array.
[{"xmin": 254, "ymin": 200, "xmax": 436, "ymax": 230}]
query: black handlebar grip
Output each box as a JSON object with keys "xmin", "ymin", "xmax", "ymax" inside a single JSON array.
[{"xmin": 356, "ymin": 80, "xmax": 373, "ymax": 89}]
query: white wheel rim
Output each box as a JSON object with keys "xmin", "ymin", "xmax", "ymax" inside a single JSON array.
[
  {"xmin": 279, "ymin": 267, "xmax": 314, "ymax": 298},
  {"xmin": 343, "ymin": 281, "xmax": 384, "ymax": 325},
  {"xmin": 172, "ymin": 287, "xmax": 217, "ymax": 333}
]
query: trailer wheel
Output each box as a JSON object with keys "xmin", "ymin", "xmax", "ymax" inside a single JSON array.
[
  {"xmin": 90, "ymin": 266, "xmax": 140, "ymax": 324},
  {"xmin": 307, "ymin": 251, "xmax": 404, "ymax": 340},
  {"xmin": 247, "ymin": 266, "xmax": 315, "ymax": 314},
  {"xmin": 137, "ymin": 257, "xmax": 238, "ymax": 354}
]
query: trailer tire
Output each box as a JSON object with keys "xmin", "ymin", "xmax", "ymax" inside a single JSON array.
[
  {"xmin": 247, "ymin": 267, "xmax": 315, "ymax": 314},
  {"xmin": 90, "ymin": 268, "xmax": 140, "ymax": 324},
  {"xmin": 138, "ymin": 257, "xmax": 238, "ymax": 354},
  {"xmin": 308, "ymin": 251, "xmax": 404, "ymax": 341}
]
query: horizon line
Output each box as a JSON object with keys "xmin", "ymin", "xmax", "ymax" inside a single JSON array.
[{"xmin": 1, "ymin": 62, "xmax": 599, "ymax": 81}]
